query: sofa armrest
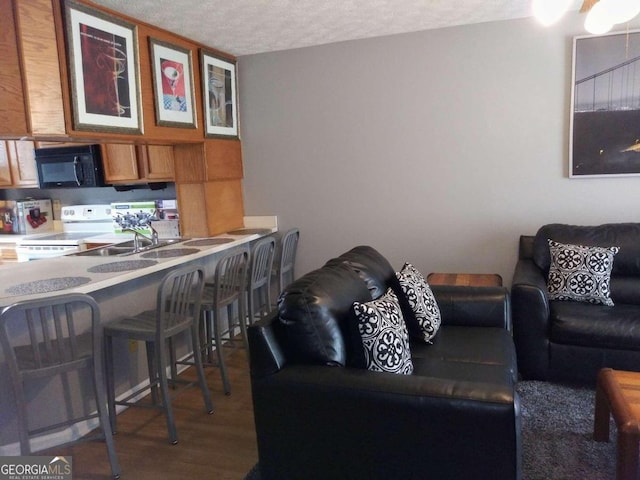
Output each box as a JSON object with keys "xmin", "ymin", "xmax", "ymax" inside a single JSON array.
[
  {"xmin": 252, "ymin": 365, "xmax": 521, "ymax": 480},
  {"xmin": 511, "ymin": 258, "xmax": 551, "ymax": 380},
  {"xmin": 431, "ymin": 285, "xmax": 512, "ymax": 331},
  {"xmin": 247, "ymin": 313, "xmax": 287, "ymax": 378}
]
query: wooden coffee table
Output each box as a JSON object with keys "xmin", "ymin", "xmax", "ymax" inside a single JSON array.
[
  {"xmin": 426, "ymin": 273, "xmax": 502, "ymax": 287},
  {"xmin": 594, "ymin": 368, "xmax": 640, "ymax": 480}
]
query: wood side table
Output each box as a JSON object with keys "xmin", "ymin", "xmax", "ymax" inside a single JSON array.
[
  {"xmin": 426, "ymin": 273, "xmax": 503, "ymax": 287},
  {"xmin": 594, "ymin": 368, "xmax": 640, "ymax": 480}
]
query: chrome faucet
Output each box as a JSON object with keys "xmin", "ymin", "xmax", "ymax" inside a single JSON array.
[{"xmin": 123, "ymin": 225, "xmax": 159, "ymax": 250}]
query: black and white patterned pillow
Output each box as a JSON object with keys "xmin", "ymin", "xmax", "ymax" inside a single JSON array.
[
  {"xmin": 547, "ymin": 239, "xmax": 619, "ymax": 306},
  {"xmin": 395, "ymin": 263, "xmax": 441, "ymax": 343},
  {"xmin": 352, "ymin": 288, "xmax": 413, "ymax": 375}
]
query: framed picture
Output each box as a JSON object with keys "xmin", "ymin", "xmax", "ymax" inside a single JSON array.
[
  {"xmin": 200, "ymin": 50, "xmax": 239, "ymax": 138},
  {"xmin": 570, "ymin": 30, "xmax": 640, "ymax": 177},
  {"xmin": 63, "ymin": 0, "xmax": 142, "ymax": 134},
  {"xmin": 149, "ymin": 38, "xmax": 196, "ymax": 128}
]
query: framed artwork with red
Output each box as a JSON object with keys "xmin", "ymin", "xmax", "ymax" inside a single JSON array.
[{"xmin": 64, "ymin": 0, "xmax": 142, "ymax": 134}]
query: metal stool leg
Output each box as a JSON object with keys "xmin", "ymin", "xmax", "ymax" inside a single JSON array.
[
  {"xmin": 145, "ymin": 341, "xmax": 159, "ymax": 405},
  {"xmin": 191, "ymin": 323, "xmax": 214, "ymax": 413},
  {"xmin": 213, "ymin": 314, "xmax": 231, "ymax": 395},
  {"xmin": 92, "ymin": 355, "xmax": 121, "ymax": 479},
  {"xmin": 104, "ymin": 335, "xmax": 118, "ymax": 434},
  {"xmin": 156, "ymin": 342, "xmax": 178, "ymax": 444}
]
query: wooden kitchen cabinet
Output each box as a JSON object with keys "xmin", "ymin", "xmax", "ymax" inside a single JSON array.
[
  {"xmin": 101, "ymin": 144, "xmax": 175, "ymax": 183},
  {"xmin": 8, "ymin": 140, "xmax": 38, "ymax": 187},
  {"xmin": 204, "ymin": 139, "xmax": 243, "ymax": 180},
  {"xmin": 0, "ymin": 143, "xmax": 12, "ymax": 186},
  {"xmin": 0, "ymin": 0, "xmax": 65, "ymax": 137},
  {"xmin": 0, "ymin": 0, "xmax": 28, "ymax": 136},
  {"xmin": 0, "ymin": 140, "xmax": 38, "ymax": 188},
  {"xmin": 145, "ymin": 145, "xmax": 176, "ymax": 180}
]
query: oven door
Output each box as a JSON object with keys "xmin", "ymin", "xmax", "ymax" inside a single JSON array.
[{"xmin": 16, "ymin": 244, "xmax": 82, "ymax": 262}]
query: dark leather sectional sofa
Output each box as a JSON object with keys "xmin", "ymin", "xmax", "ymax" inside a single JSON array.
[
  {"xmin": 248, "ymin": 246, "xmax": 521, "ymax": 480},
  {"xmin": 512, "ymin": 223, "xmax": 640, "ymax": 385}
]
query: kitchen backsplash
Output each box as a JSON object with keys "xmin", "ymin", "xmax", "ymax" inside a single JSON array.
[{"xmin": 0, "ymin": 184, "xmax": 177, "ymax": 221}]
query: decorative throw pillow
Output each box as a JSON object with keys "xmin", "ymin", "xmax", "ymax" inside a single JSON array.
[
  {"xmin": 395, "ymin": 263, "xmax": 441, "ymax": 343},
  {"xmin": 352, "ymin": 288, "xmax": 413, "ymax": 375},
  {"xmin": 547, "ymin": 239, "xmax": 619, "ymax": 306}
]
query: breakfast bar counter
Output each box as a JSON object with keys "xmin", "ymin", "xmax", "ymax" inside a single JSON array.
[
  {"xmin": 0, "ymin": 224, "xmax": 276, "ymax": 307},
  {"xmin": 0, "ymin": 218, "xmax": 277, "ymax": 454}
]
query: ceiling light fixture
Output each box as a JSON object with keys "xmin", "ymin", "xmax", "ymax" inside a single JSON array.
[{"xmin": 533, "ymin": 0, "xmax": 640, "ymax": 34}]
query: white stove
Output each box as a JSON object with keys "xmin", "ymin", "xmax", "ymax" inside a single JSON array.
[{"xmin": 16, "ymin": 204, "xmax": 114, "ymax": 261}]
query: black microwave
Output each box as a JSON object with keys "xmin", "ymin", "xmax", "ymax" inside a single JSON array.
[{"xmin": 35, "ymin": 144, "xmax": 106, "ymax": 188}]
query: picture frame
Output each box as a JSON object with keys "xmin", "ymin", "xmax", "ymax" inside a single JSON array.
[
  {"xmin": 570, "ymin": 30, "xmax": 640, "ymax": 178},
  {"xmin": 200, "ymin": 50, "xmax": 239, "ymax": 138},
  {"xmin": 149, "ymin": 38, "xmax": 196, "ymax": 128},
  {"xmin": 63, "ymin": 0, "xmax": 142, "ymax": 134}
]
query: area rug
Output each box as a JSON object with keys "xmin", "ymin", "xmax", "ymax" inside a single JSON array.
[{"xmin": 245, "ymin": 381, "xmax": 618, "ymax": 480}]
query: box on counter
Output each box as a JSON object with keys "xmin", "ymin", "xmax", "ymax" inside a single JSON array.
[
  {"xmin": 0, "ymin": 201, "xmax": 17, "ymax": 234},
  {"xmin": 111, "ymin": 200, "xmax": 180, "ymax": 237},
  {"xmin": 15, "ymin": 199, "xmax": 54, "ymax": 235}
]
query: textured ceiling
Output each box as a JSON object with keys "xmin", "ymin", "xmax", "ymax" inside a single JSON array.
[{"xmin": 91, "ymin": 0, "xmax": 582, "ymax": 56}]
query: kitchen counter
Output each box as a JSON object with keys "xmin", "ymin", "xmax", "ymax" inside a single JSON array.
[
  {"xmin": 0, "ymin": 217, "xmax": 277, "ymax": 456},
  {"xmin": 0, "ymin": 216, "xmax": 278, "ymax": 455},
  {"xmin": 0, "ymin": 216, "xmax": 277, "ymax": 307}
]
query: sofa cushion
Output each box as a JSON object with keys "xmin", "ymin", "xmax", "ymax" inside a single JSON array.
[
  {"xmin": 352, "ymin": 288, "xmax": 413, "ymax": 374},
  {"xmin": 547, "ymin": 239, "xmax": 618, "ymax": 306},
  {"xmin": 327, "ymin": 246, "xmax": 427, "ymax": 338},
  {"xmin": 396, "ymin": 262, "xmax": 441, "ymax": 342},
  {"xmin": 278, "ymin": 263, "xmax": 372, "ymax": 366},
  {"xmin": 533, "ymin": 223, "xmax": 640, "ymax": 275},
  {"xmin": 327, "ymin": 245, "xmax": 396, "ymax": 299},
  {"xmin": 411, "ymin": 326, "xmax": 518, "ymax": 383},
  {"xmin": 550, "ymin": 301, "xmax": 640, "ymax": 351},
  {"xmin": 411, "ymin": 356, "xmax": 515, "ymax": 388}
]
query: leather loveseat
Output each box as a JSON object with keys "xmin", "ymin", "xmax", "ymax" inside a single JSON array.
[
  {"xmin": 248, "ymin": 246, "xmax": 521, "ymax": 480},
  {"xmin": 512, "ymin": 223, "xmax": 640, "ymax": 384}
]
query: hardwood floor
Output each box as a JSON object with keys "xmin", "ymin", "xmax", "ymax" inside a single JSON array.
[{"xmin": 57, "ymin": 348, "xmax": 258, "ymax": 480}]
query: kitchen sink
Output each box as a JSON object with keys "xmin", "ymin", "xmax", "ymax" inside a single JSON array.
[
  {"xmin": 111, "ymin": 238, "xmax": 185, "ymax": 249},
  {"xmin": 73, "ymin": 238, "xmax": 187, "ymax": 257}
]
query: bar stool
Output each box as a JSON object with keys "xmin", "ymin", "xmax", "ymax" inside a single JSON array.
[
  {"xmin": 273, "ymin": 228, "xmax": 300, "ymax": 304},
  {"xmin": 199, "ymin": 248, "xmax": 249, "ymax": 395},
  {"xmin": 247, "ymin": 236, "xmax": 276, "ymax": 325},
  {"xmin": 0, "ymin": 293, "xmax": 120, "ymax": 479},
  {"xmin": 103, "ymin": 265, "xmax": 212, "ymax": 445}
]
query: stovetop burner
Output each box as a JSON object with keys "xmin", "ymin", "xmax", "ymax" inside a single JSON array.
[{"xmin": 28, "ymin": 232, "xmax": 97, "ymax": 241}]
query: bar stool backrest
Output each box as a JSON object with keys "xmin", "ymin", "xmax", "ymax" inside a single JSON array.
[
  {"xmin": 158, "ymin": 266, "xmax": 205, "ymax": 340},
  {"xmin": 214, "ymin": 248, "xmax": 249, "ymax": 308},
  {"xmin": 250, "ymin": 236, "xmax": 276, "ymax": 290},
  {"xmin": 278, "ymin": 228, "xmax": 300, "ymax": 292}
]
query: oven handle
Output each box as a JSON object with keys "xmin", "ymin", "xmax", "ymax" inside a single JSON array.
[{"xmin": 73, "ymin": 156, "xmax": 84, "ymax": 186}]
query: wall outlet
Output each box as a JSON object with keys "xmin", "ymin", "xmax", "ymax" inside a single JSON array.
[{"xmin": 128, "ymin": 340, "xmax": 138, "ymax": 353}]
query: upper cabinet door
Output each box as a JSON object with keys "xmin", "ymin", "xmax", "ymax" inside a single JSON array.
[
  {"xmin": 0, "ymin": 142, "xmax": 13, "ymax": 186},
  {"xmin": 101, "ymin": 144, "xmax": 175, "ymax": 184},
  {"xmin": 0, "ymin": 141, "xmax": 39, "ymax": 188},
  {"xmin": 144, "ymin": 145, "xmax": 175, "ymax": 180},
  {"xmin": 0, "ymin": 0, "xmax": 28, "ymax": 136},
  {"xmin": 8, "ymin": 140, "xmax": 38, "ymax": 187},
  {"xmin": 101, "ymin": 144, "xmax": 140, "ymax": 183}
]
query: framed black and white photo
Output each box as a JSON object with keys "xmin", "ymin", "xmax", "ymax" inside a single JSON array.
[
  {"xmin": 149, "ymin": 38, "xmax": 196, "ymax": 128},
  {"xmin": 64, "ymin": 0, "xmax": 142, "ymax": 134},
  {"xmin": 200, "ymin": 50, "xmax": 238, "ymax": 138},
  {"xmin": 570, "ymin": 30, "xmax": 640, "ymax": 177}
]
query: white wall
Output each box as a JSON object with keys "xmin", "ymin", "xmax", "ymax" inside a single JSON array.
[{"xmin": 238, "ymin": 12, "xmax": 640, "ymax": 286}]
